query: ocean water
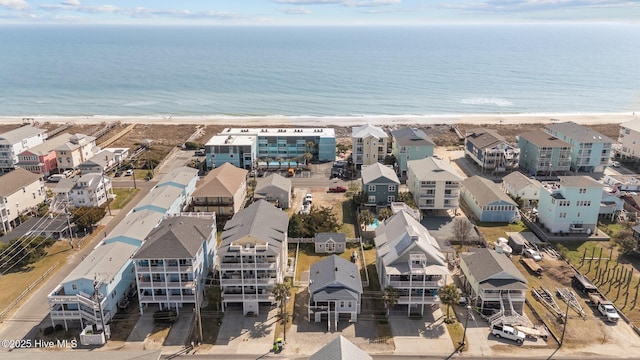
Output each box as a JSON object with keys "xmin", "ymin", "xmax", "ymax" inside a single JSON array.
[{"xmin": 0, "ymin": 25, "xmax": 639, "ymax": 117}]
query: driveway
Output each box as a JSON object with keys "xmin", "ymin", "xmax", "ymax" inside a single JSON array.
[
  {"xmin": 207, "ymin": 305, "xmax": 277, "ymax": 356},
  {"xmin": 388, "ymin": 307, "xmax": 454, "ymax": 356}
]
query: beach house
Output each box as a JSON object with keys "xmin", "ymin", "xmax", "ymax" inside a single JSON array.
[
  {"xmin": 618, "ymin": 121, "xmax": 640, "ymax": 160},
  {"xmin": 374, "ymin": 211, "xmax": 449, "ymax": 316},
  {"xmin": 254, "ymin": 173, "xmax": 291, "ymax": 209},
  {"xmin": 459, "ymin": 248, "xmax": 528, "ymax": 316},
  {"xmin": 309, "ymin": 336, "xmax": 372, "ymax": 360},
  {"xmin": 352, "ymin": 124, "xmax": 388, "ymax": 168},
  {"xmin": 308, "ymin": 255, "xmax": 363, "ymax": 326},
  {"xmin": 54, "ymin": 173, "xmax": 113, "ymax": 208},
  {"xmin": 314, "ymin": 233, "xmax": 347, "ymax": 254},
  {"xmin": 546, "ymin": 121, "xmax": 612, "ymax": 173},
  {"xmin": 218, "ymin": 200, "xmax": 288, "ymax": 315},
  {"xmin": 391, "ymin": 127, "xmax": 435, "ymax": 178},
  {"xmin": 406, "ymin": 157, "xmax": 462, "ymax": 212},
  {"xmin": 54, "ymin": 134, "xmax": 99, "ymax": 171},
  {"xmin": 133, "ymin": 215, "xmax": 217, "ymax": 314},
  {"xmin": 461, "ymin": 176, "xmax": 519, "ymax": 223},
  {"xmin": 204, "ymin": 133, "xmax": 256, "ymax": 169},
  {"xmin": 537, "ymin": 176, "xmax": 603, "ymax": 235},
  {"xmin": 464, "ymin": 129, "xmax": 519, "ymax": 173},
  {"xmin": 78, "ymin": 150, "xmax": 117, "ymax": 174},
  {"xmin": 191, "ymin": 163, "xmax": 248, "ymax": 219},
  {"xmin": 361, "ymin": 163, "xmax": 400, "ymax": 208},
  {"xmin": 16, "ymin": 133, "xmax": 75, "ymax": 176},
  {"xmin": 0, "ymin": 168, "xmax": 46, "ymax": 233},
  {"xmin": 517, "ymin": 129, "xmax": 572, "ymax": 176},
  {"xmin": 0, "ymin": 125, "xmax": 47, "ymax": 171},
  {"xmin": 501, "ymin": 172, "xmax": 542, "ymax": 208}
]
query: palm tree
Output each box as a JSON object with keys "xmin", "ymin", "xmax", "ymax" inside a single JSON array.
[
  {"xmin": 276, "ymin": 156, "xmax": 284, "ymax": 170},
  {"xmin": 272, "ymin": 282, "xmax": 292, "ymax": 341},
  {"xmin": 382, "ymin": 286, "xmax": 399, "ymax": 317},
  {"xmin": 358, "ymin": 209, "xmax": 375, "ymax": 230},
  {"xmin": 302, "ymin": 152, "xmax": 313, "ymax": 166},
  {"xmin": 206, "ymin": 286, "xmax": 223, "ymax": 311},
  {"xmin": 438, "ymin": 284, "xmax": 460, "ymax": 320},
  {"xmin": 377, "ymin": 207, "xmax": 393, "ymax": 222}
]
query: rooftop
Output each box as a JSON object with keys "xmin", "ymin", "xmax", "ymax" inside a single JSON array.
[
  {"xmin": 546, "ymin": 121, "xmax": 613, "ymax": 143},
  {"xmin": 462, "ymin": 176, "xmax": 517, "ymax": 207},
  {"xmin": 407, "ymin": 157, "xmax": 463, "ymax": 181},
  {"xmin": 558, "ymin": 176, "xmax": 603, "ymax": 188},
  {"xmin": 518, "ymin": 129, "xmax": 571, "ymax": 148},
  {"xmin": 193, "ymin": 163, "xmax": 248, "ymax": 198},
  {"xmin": 157, "ymin": 166, "xmax": 198, "ymax": 188},
  {"xmin": 255, "ymin": 173, "xmax": 291, "ymax": 193},
  {"xmin": 309, "ymin": 335, "xmax": 372, "ymax": 360},
  {"xmin": 0, "ymin": 168, "xmax": 42, "ymax": 197},
  {"xmin": 106, "ymin": 209, "xmax": 165, "ymax": 245},
  {"xmin": 133, "ymin": 216, "xmax": 215, "ymax": 259},
  {"xmin": 621, "ymin": 120, "xmax": 640, "ymax": 133},
  {"xmin": 0, "ymin": 125, "xmax": 46, "ymax": 144},
  {"xmin": 391, "ymin": 127, "xmax": 435, "ymax": 147},
  {"xmin": 352, "ymin": 123, "xmax": 388, "ymax": 139},
  {"xmin": 63, "ymin": 241, "xmax": 139, "ymax": 285},
  {"xmin": 19, "ymin": 133, "xmax": 74, "ymax": 156},
  {"xmin": 220, "ymin": 200, "xmax": 288, "ymax": 255},
  {"xmin": 205, "ymin": 134, "xmax": 256, "ymax": 147},
  {"xmin": 361, "ymin": 163, "xmax": 400, "ymax": 185},
  {"xmin": 503, "ymin": 171, "xmax": 542, "ymax": 191},
  {"xmin": 460, "ymin": 248, "xmax": 527, "ymax": 290},
  {"xmin": 465, "ymin": 128, "xmax": 506, "ymax": 149},
  {"xmin": 309, "ymin": 255, "xmax": 362, "ymax": 301},
  {"xmin": 220, "ymin": 127, "xmax": 335, "ymax": 137}
]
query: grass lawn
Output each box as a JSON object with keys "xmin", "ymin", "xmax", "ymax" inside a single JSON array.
[
  {"xmin": 340, "ymin": 200, "xmax": 356, "ymax": 238},
  {"xmin": 0, "ymin": 225, "xmax": 105, "ymax": 315},
  {"xmin": 110, "ymin": 188, "xmax": 140, "ymax": 209},
  {"xmin": 445, "ymin": 321, "xmax": 468, "ymax": 351},
  {"xmin": 274, "ymin": 281, "xmax": 296, "ymax": 341},
  {"xmin": 475, "ymin": 221, "xmax": 528, "ymax": 242}
]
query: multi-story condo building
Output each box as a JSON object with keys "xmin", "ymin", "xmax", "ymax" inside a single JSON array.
[
  {"xmin": 218, "ymin": 200, "xmax": 288, "ymax": 315},
  {"xmin": 192, "ymin": 162, "xmax": 248, "ymax": 218},
  {"xmin": 517, "ymin": 130, "xmax": 572, "ymax": 176},
  {"xmin": 546, "ymin": 121, "xmax": 612, "ymax": 173},
  {"xmin": 407, "ymin": 157, "xmax": 462, "ymax": 212},
  {"xmin": 134, "ymin": 215, "xmax": 217, "ymax": 314},
  {"xmin": 0, "ymin": 168, "xmax": 46, "ymax": 233},
  {"xmin": 538, "ymin": 176, "xmax": 603, "ymax": 234},
  {"xmin": 352, "ymin": 124, "xmax": 388, "ymax": 167},
  {"xmin": 205, "ymin": 127, "xmax": 336, "ymax": 169},
  {"xmin": 374, "ymin": 211, "xmax": 449, "ymax": 316},
  {"xmin": 361, "ymin": 163, "xmax": 400, "ymax": 208},
  {"xmin": 391, "ymin": 127, "xmax": 435, "ymax": 178},
  {"xmin": 54, "ymin": 133, "xmax": 98, "ymax": 170},
  {"xmin": 464, "ymin": 129, "xmax": 519, "ymax": 173},
  {"xmin": 618, "ymin": 121, "xmax": 640, "ymax": 159},
  {"xmin": 16, "ymin": 133, "xmax": 75, "ymax": 176},
  {"xmin": 0, "ymin": 125, "xmax": 47, "ymax": 171},
  {"xmin": 55, "ymin": 173, "xmax": 113, "ymax": 208},
  {"xmin": 47, "ymin": 167, "xmax": 198, "ymax": 332}
]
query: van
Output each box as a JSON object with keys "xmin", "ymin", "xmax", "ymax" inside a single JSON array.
[{"xmin": 47, "ymin": 174, "xmax": 66, "ymax": 182}]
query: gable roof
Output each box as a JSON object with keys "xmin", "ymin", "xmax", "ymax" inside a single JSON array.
[
  {"xmin": 374, "ymin": 211, "xmax": 448, "ymax": 275},
  {"xmin": 255, "ymin": 173, "xmax": 291, "ymax": 193},
  {"xmin": 193, "ymin": 163, "xmax": 247, "ymax": 198},
  {"xmin": 133, "ymin": 216, "xmax": 214, "ymax": 259},
  {"xmin": 361, "ymin": 163, "xmax": 400, "ymax": 185},
  {"xmin": 0, "ymin": 125, "xmax": 46, "ymax": 144},
  {"xmin": 219, "ymin": 200, "xmax": 288, "ymax": 255},
  {"xmin": 63, "ymin": 241, "xmax": 138, "ymax": 285},
  {"xmin": 546, "ymin": 121, "xmax": 613, "ymax": 143},
  {"xmin": 315, "ymin": 233, "xmax": 346, "ymax": 244},
  {"xmin": 106, "ymin": 209, "xmax": 165, "ymax": 245},
  {"xmin": 503, "ymin": 172, "xmax": 542, "ymax": 192},
  {"xmin": 309, "ymin": 255, "xmax": 362, "ymax": 301},
  {"xmin": 55, "ymin": 133, "xmax": 96, "ymax": 151},
  {"xmin": 0, "ymin": 168, "xmax": 42, "ymax": 197},
  {"xmin": 309, "ymin": 335, "xmax": 372, "ymax": 360},
  {"xmin": 465, "ymin": 128, "xmax": 506, "ymax": 149},
  {"xmin": 81, "ymin": 149, "xmax": 114, "ymax": 168},
  {"xmin": 407, "ymin": 157, "xmax": 463, "ymax": 181},
  {"xmin": 391, "ymin": 127, "xmax": 435, "ymax": 147},
  {"xmin": 462, "ymin": 176, "xmax": 517, "ymax": 207},
  {"xmin": 352, "ymin": 123, "xmax": 388, "ymax": 140},
  {"xmin": 157, "ymin": 166, "xmax": 198, "ymax": 188},
  {"xmin": 460, "ymin": 248, "xmax": 527, "ymax": 290},
  {"xmin": 558, "ymin": 176, "xmax": 602, "ymax": 188},
  {"xmin": 518, "ymin": 130, "xmax": 571, "ymax": 148},
  {"xmin": 19, "ymin": 133, "xmax": 74, "ymax": 156},
  {"xmin": 621, "ymin": 120, "xmax": 640, "ymax": 133}
]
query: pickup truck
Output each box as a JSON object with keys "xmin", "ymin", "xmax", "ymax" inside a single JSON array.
[
  {"xmin": 328, "ymin": 186, "xmax": 347, "ymax": 193},
  {"xmin": 491, "ymin": 324, "xmax": 525, "ymax": 344},
  {"xmin": 597, "ymin": 301, "xmax": 620, "ymax": 323}
]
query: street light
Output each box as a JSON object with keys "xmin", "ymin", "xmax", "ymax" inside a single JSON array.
[{"xmin": 461, "ymin": 305, "xmax": 472, "ymax": 347}]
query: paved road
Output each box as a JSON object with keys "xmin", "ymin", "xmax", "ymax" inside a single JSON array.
[{"xmin": 0, "ymin": 149, "xmax": 193, "ymax": 350}]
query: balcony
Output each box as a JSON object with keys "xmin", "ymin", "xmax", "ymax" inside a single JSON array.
[
  {"xmin": 481, "ymin": 293, "xmax": 526, "ymax": 302},
  {"xmin": 222, "ymin": 293, "xmax": 273, "ymax": 301},
  {"xmin": 445, "ymin": 183, "xmax": 460, "ymax": 189},
  {"xmin": 396, "ymin": 295, "xmax": 441, "ymax": 305},
  {"xmin": 219, "ymin": 261, "xmax": 277, "ymax": 270},
  {"xmin": 220, "ymin": 277, "xmax": 276, "ymax": 286},
  {"xmin": 387, "ymin": 280, "xmax": 445, "ymax": 288},
  {"xmin": 139, "ymin": 295, "xmax": 196, "ymax": 303},
  {"xmin": 138, "ymin": 281, "xmax": 195, "ymax": 289}
]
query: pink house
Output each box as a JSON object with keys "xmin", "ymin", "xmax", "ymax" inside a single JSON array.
[{"xmin": 16, "ymin": 133, "xmax": 75, "ymax": 176}]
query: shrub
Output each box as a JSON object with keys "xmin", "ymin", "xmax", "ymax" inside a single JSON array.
[
  {"xmin": 363, "ymin": 242, "xmax": 374, "ymax": 250},
  {"xmin": 43, "ymin": 326, "xmax": 55, "ymax": 335},
  {"xmin": 54, "ymin": 324, "xmax": 64, "ymax": 332},
  {"xmin": 154, "ymin": 310, "xmax": 178, "ymax": 324}
]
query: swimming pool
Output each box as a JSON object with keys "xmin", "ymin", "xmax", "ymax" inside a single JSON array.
[{"xmin": 368, "ymin": 218, "xmax": 381, "ymax": 230}]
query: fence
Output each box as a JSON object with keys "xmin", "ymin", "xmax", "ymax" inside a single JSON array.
[
  {"xmin": 0, "ymin": 261, "xmax": 60, "ymax": 322},
  {"xmin": 98, "ymin": 123, "xmax": 135, "ymax": 148},
  {"xmin": 288, "ymin": 237, "xmax": 361, "ymax": 244}
]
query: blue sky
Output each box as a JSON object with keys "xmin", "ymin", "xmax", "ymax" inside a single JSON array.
[{"xmin": 1, "ymin": 0, "xmax": 639, "ymax": 24}]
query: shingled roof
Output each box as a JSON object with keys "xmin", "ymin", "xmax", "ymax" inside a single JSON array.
[
  {"xmin": 460, "ymin": 248, "xmax": 527, "ymax": 290},
  {"xmin": 0, "ymin": 168, "xmax": 42, "ymax": 197},
  {"xmin": 309, "ymin": 255, "xmax": 362, "ymax": 302},
  {"xmin": 133, "ymin": 216, "xmax": 215, "ymax": 259},
  {"xmin": 462, "ymin": 176, "xmax": 517, "ymax": 207},
  {"xmin": 193, "ymin": 162, "xmax": 247, "ymax": 198}
]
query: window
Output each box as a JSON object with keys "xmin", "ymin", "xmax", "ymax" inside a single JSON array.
[
  {"xmin": 387, "ymin": 196, "xmax": 395, "ymax": 203},
  {"xmin": 72, "ymin": 284, "xmax": 77, "ymax": 290},
  {"xmin": 579, "ymin": 188, "xmax": 587, "ymax": 194},
  {"xmin": 577, "ymin": 212, "xmax": 581, "ymax": 218},
  {"xmin": 368, "ymin": 185, "xmax": 376, "ymax": 192},
  {"xmin": 559, "ymin": 213, "xmax": 567, "ymax": 218},
  {"xmin": 388, "ymin": 185, "xmax": 396, "ymax": 192},
  {"xmin": 368, "ymin": 196, "xmax": 376, "ymax": 203}
]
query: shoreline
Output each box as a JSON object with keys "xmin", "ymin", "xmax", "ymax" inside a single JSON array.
[{"xmin": 0, "ymin": 112, "xmax": 635, "ymax": 127}]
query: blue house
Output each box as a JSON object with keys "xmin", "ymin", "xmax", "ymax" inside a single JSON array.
[
  {"xmin": 391, "ymin": 127, "xmax": 435, "ymax": 179},
  {"xmin": 461, "ymin": 175, "xmax": 519, "ymax": 223},
  {"xmin": 538, "ymin": 176, "xmax": 603, "ymax": 234},
  {"xmin": 546, "ymin": 122, "xmax": 613, "ymax": 173},
  {"xmin": 361, "ymin": 163, "xmax": 400, "ymax": 207}
]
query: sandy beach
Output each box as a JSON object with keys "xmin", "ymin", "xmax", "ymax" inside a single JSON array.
[{"xmin": 0, "ymin": 112, "xmax": 635, "ymax": 127}]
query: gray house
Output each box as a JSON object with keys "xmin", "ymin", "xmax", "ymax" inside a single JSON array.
[
  {"xmin": 309, "ymin": 335, "xmax": 372, "ymax": 360},
  {"xmin": 315, "ymin": 233, "xmax": 347, "ymax": 254},
  {"xmin": 361, "ymin": 163, "xmax": 400, "ymax": 207},
  {"xmin": 254, "ymin": 173, "xmax": 291, "ymax": 209},
  {"xmin": 308, "ymin": 255, "xmax": 363, "ymax": 327}
]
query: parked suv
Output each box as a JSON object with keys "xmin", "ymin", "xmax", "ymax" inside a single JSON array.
[{"xmin": 491, "ymin": 324, "xmax": 525, "ymax": 344}]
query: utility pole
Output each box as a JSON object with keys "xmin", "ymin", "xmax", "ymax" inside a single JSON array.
[
  {"xmin": 559, "ymin": 298, "xmax": 570, "ymax": 347},
  {"xmin": 461, "ymin": 305, "xmax": 472, "ymax": 347},
  {"xmin": 194, "ymin": 279, "xmax": 203, "ymax": 344},
  {"xmin": 101, "ymin": 171, "xmax": 112, "ymax": 216}
]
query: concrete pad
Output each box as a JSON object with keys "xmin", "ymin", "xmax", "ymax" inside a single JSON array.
[
  {"xmin": 164, "ymin": 305, "xmax": 194, "ymax": 346},
  {"xmin": 389, "ymin": 307, "xmax": 454, "ymax": 356},
  {"xmin": 208, "ymin": 306, "xmax": 277, "ymax": 356},
  {"xmin": 126, "ymin": 306, "xmax": 157, "ymax": 343}
]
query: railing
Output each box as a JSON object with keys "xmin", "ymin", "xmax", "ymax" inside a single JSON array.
[
  {"xmin": 387, "ymin": 280, "xmax": 444, "ymax": 288},
  {"xmin": 137, "ymin": 281, "xmax": 195, "ymax": 289},
  {"xmin": 219, "ymin": 262, "xmax": 277, "ymax": 270},
  {"xmin": 396, "ymin": 296, "xmax": 441, "ymax": 304},
  {"xmin": 139, "ymin": 295, "xmax": 196, "ymax": 303},
  {"xmin": 220, "ymin": 278, "xmax": 276, "ymax": 286},
  {"xmin": 222, "ymin": 294, "xmax": 273, "ymax": 301}
]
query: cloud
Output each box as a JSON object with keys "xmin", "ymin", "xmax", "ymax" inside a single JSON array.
[
  {"xmin": 61, "ymin": 0, "xmax": 80, "ymax": 6},
  {"xmin": 0, "ymin": 0, "xmax": 30, "ymax": 10},
  {"xmin": 280, "ymin": 7, "xmax": 313, "ymax": 14},
  {"xmin": 273, "ymin": 0, "xmax": 401, "ymax": 6},
  {"xmin": 442, "ymin": 0, "xmax": 640, "ymax": 12},
  {"xmin": 38, "ymin": 3, "xmax": 242, "ymax": 20}
]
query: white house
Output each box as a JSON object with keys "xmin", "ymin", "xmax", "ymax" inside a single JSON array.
[
  {"xmin": 134, "ymin": 215, "xmax": 217, "ymax": 314},
  {"xmin": 407, "ymin": 157, "xmax": 463, "ymax": 212},
  {"xmin": 618, "ymin": 121, "xmax": 640, "ymax": 159},
  {"xmin": 56, "ymin": 173, "xmax": 113, "ymax": 208},
  {"xmin": 0, "ymin": 168, "xmax": 46, "ymax": 233},
  {"xmin": 502, "ymin": 171, "xmax": 542, "ymax": 208},
  {"xmin": 352, "ymin": 124, "xmax": 388, "ymax": 167},
  {"xmin": 0, "ymin": 125, "xmax": 47, "ymax": 171},
  {"xmin": 78, "ymin": 150, "xmax": 117, "ymax": 174},
  {"xmin": 218, "ymin": 200, "xmax": 288, "ymax": 315},
  {"xmin": 374, "ymin": 211, "xmax": 449, "ymax": 316},
  {"xmin": 254, "ymin": 173, "xmax": 291, "ymax": 209}
]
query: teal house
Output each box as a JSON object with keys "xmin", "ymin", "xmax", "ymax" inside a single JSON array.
[
  {"xmin": 391, "ymin": 127, "xmax": 435, "ymax": 179},
  {"xmin": 361, "ymin": 163, "xmax": 400, "ymax": 207},
  {"xmin": 546, "ymin": 122, "xmax": 612, "ymax": 173},
  {"xmin": 517, "ymin": 130, "xmax": 572, "ymax": 176}
]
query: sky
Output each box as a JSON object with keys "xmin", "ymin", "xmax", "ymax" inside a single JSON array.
[{"xmin": 0, "ymin": 0, "xmax": 639, "ymax": 25}]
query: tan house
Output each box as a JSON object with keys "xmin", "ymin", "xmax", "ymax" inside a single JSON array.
[
  {"xmin": 0, "ymin": 168, "xmax": 46, "ymax": 233},
  {"xmin": 54, "ymin": 133, "xmax": 98, "ymax": 170},
  {"xmin": 352, "ymin": 123, "xmax": 388, "ymax": 167},
  {"xmin": 192, "ymin": 163, "xmax": 248, "ymax": 218}
]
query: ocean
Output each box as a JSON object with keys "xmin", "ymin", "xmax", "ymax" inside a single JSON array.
[{"xmin": 0, "ymin": 25, "xmax": 639, "ymax": 117}]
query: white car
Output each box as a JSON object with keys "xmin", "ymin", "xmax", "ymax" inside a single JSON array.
[
  {"xmin": 125, "ymin": 169, "xmax": 134, "ymax": 176},
  {"xmin": 523, "ymin": 248, "xmax": 543, "ymax": 261},
  {"xmin": 609, "ymin": 161, "xmax": 620, "ymax": 167},
  {"xmin": 304, "ymin": 193, "xmax": 313, "ymax": 203},
  {"xmin": 299, "ymin": 203, "xmax": 311, "ymax": 215}
]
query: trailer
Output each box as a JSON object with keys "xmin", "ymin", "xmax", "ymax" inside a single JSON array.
[
  {"xmin": 514, "ymin": 325, "xmax": 549, "ymax": 340},
  {"xmin": 532, "ymin": 287, "xmax": 566, "ymax": 319},
  {"xmin": 520, "ymin": 258, "xmax": 543, "ymax": 276},
  {"xmin": 556, "ymin": 288, "xmax": 586, "ymax": 317}
]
